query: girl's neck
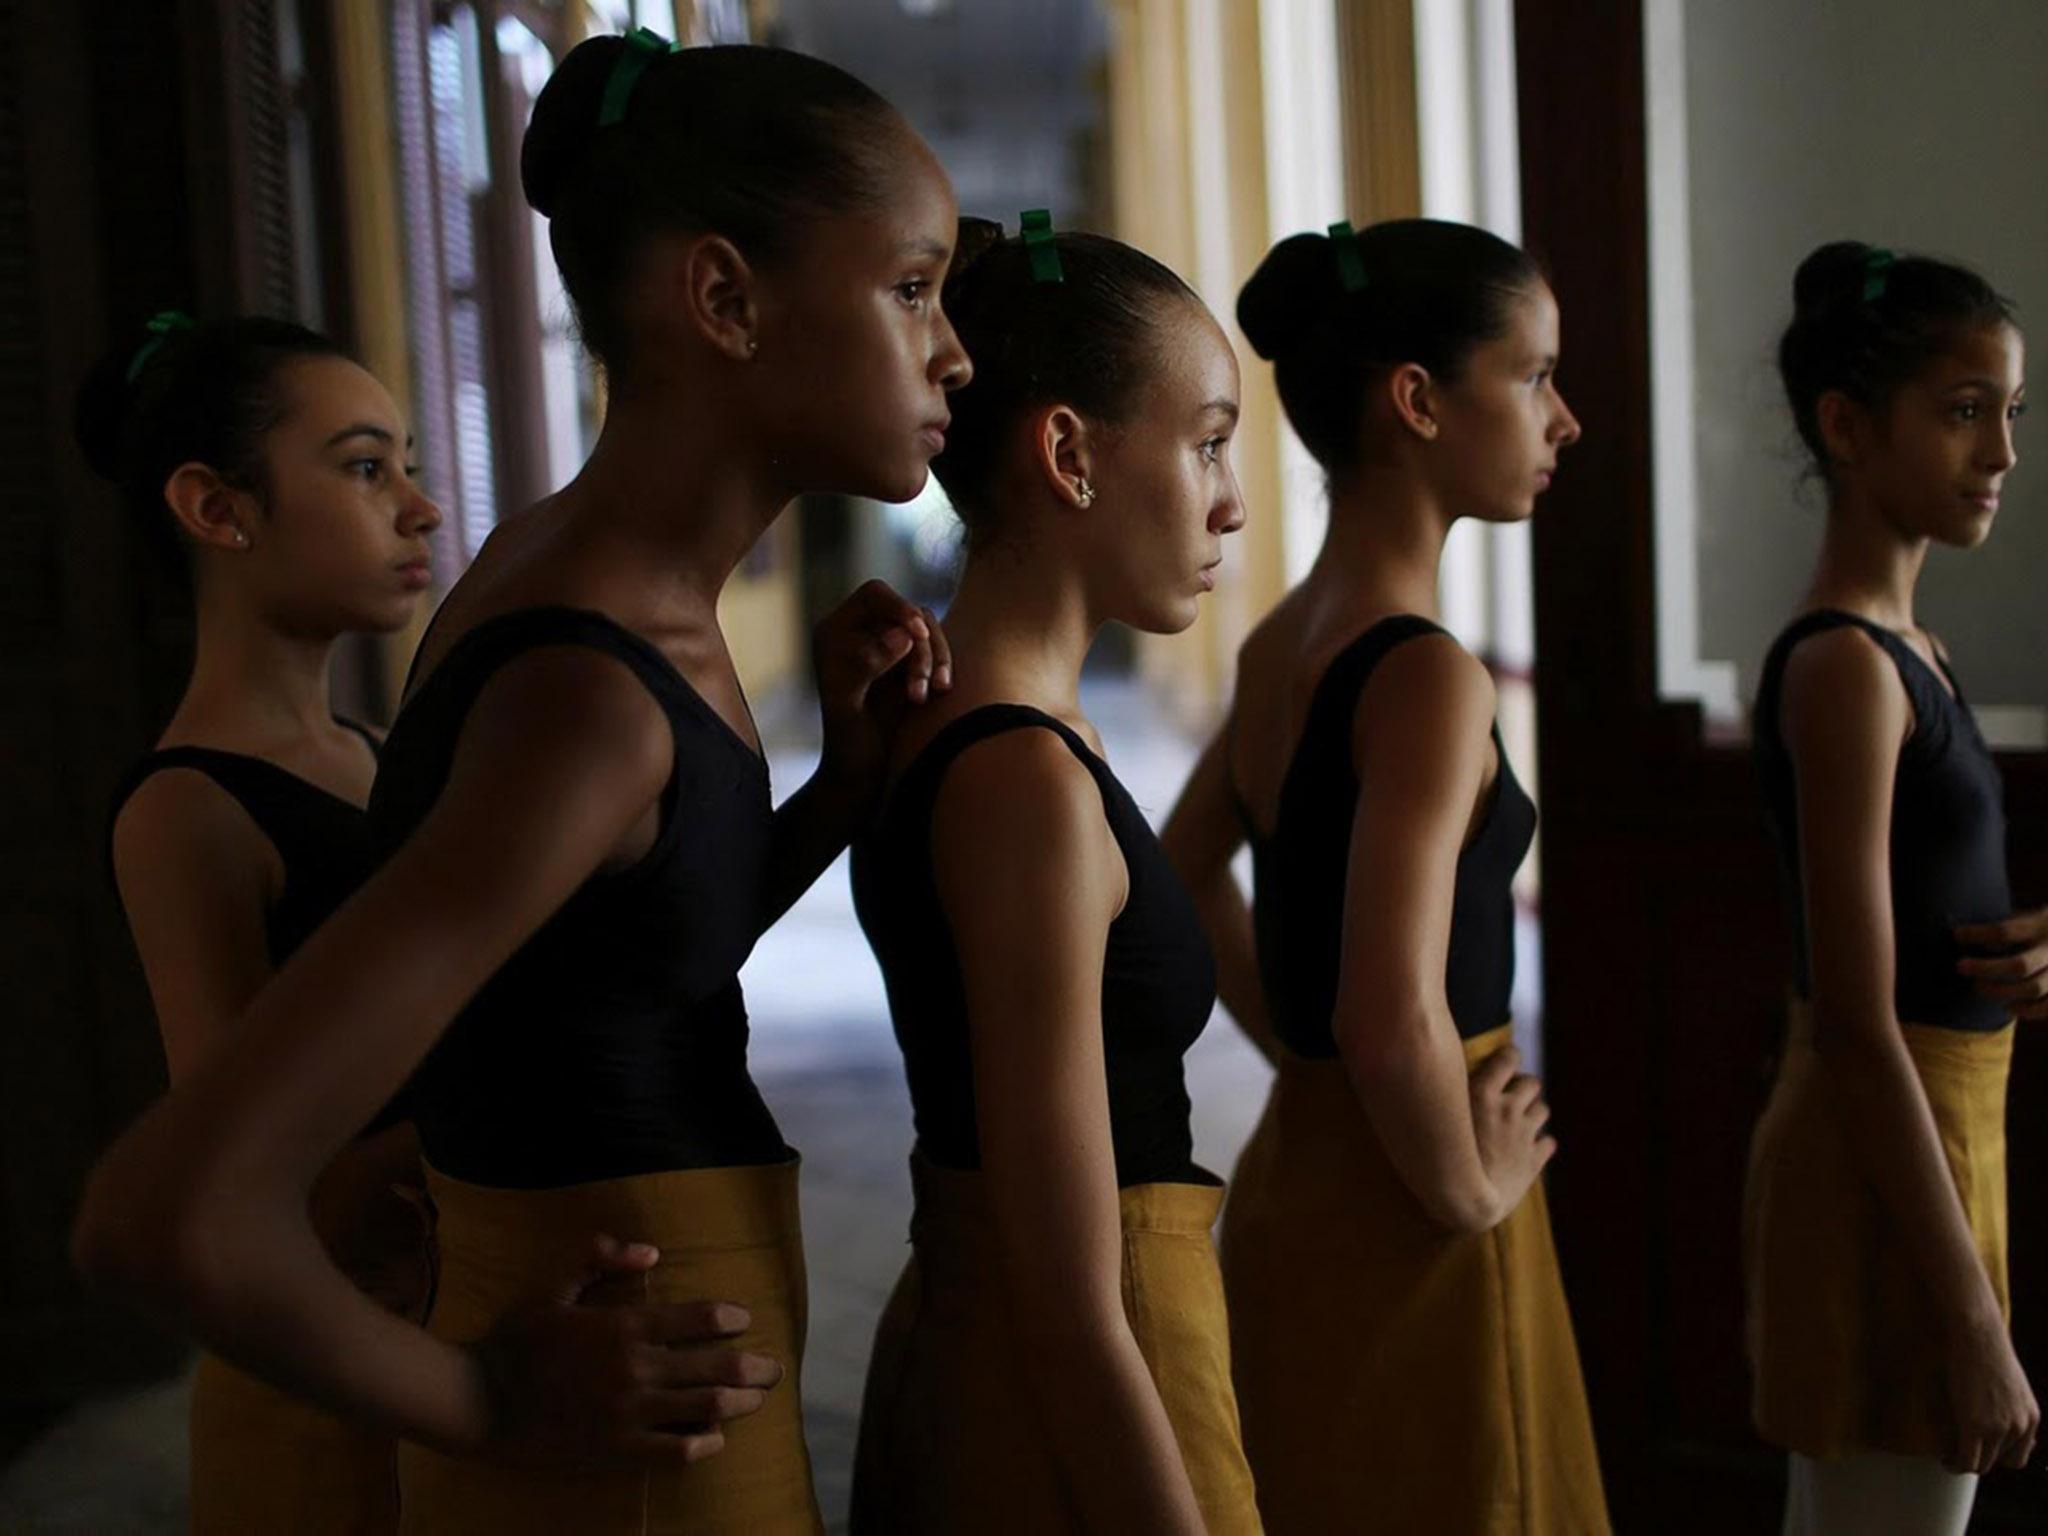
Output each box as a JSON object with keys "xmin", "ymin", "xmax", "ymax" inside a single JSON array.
[
  {"xmin": 1311, "ymin": 461, "xmax": 1454, "ymax": 624},
  {"xmin": 177, "ymin": 583, "xmax": 337, "ymax": 745},
  {"xmin": 547, "ymin": 381, "xmax": 791, "ymax": 621},
  {"xmin": 940, "ymin": 536, "xmax": 1098, "ymax": 718},
  {"xmin": 1806, "ymin": 486, "xmax": 1929, "ymax": 633}
]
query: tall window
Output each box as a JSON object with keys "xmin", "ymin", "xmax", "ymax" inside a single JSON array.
[
  {"xmin": 393, "ymin": 0, "xmax": 485, "ymax": 566},
  {"xmin": 496, "ymin": 15, "xmax": 601, "ymax": 497},
  {"xmin": 390, "ymin": 0, "xmax": 601, "ymax": 573},
  {"xmin": 430, "ymin": 6, "xmax": 500, "ymax": 555}
]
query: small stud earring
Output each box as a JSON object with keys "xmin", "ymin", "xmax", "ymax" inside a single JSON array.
[
  {"xmin": 746, "ymin": 339, "xmax": 758, "ymax": 357},
  {"xmin": 231, "ymin": 529, "xmax": 249, "ymax": 548},
  {"xmin": 1076, "ymin": 479, "xmax": 1096, "ymax": 507}
]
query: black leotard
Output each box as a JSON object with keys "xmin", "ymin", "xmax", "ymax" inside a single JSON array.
[
  {"xmin": 112, "ymin": 720, "xmax": 382, "ymax": 964},
  {"xmin": 1241, "ymin": 615, "xmax": 1536, "ymax": 1056},
  {"xmin": 368, "ymin": 607, "xmax": 789, "ymax": 1186},
  {"xmin": 110, "ymin": 721, "xmax": 409, "ymax": 1132},
  {"xmin": 851, "ymin": 704, "xmax": 1218, "ymax": 1187},
  {"xmin": 1755, "ymin": 609, "xmax": 2010, "ymax": 1032}
]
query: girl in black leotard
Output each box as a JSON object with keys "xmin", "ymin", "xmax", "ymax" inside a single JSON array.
[
  {"xmin": 85, "ymin": 314, "xmax": 438, "ymax": 1534},
  {"xmin": 75, "ymin": 35, "xmax": 967, "ymax": 1535},
  {"xmin": 847, "ymin": 219, "xmax": 1258, "ymax": 1536},
  {"xmin": 1161, "ymin": 219, "xmax": 1605, "ymax": 1534},
  {"xmin": 1745, "ymin": 242, "xmax": 2033, "ymax": 1535}
]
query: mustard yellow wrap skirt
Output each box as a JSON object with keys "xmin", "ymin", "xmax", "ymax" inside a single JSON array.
[
  {"xmin": 190, "ymin": 1175, "xmax": 434, "ymax": 1535},
  {"xmin": 397, "ymin": 1157, "xmax": 821, "ymax": 1535},
  {"xmin": 1746, "ymin": 1008, "xmax": 2012, "ymax": 1460},
  {"xmin": 1220, "ymin": 1024, "xmax": 1609, "ymax": 1535},
  {"xmin": 189, "ymin": 1352, "xmax": 401, "ymax": 1534},
  {"xmin": 850, "ymin": 1152, "xmax": 1263, "ymax": 1535}
]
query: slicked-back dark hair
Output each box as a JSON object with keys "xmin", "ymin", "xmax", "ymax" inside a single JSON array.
[
  {"xmin": 1778, "ymin": 240, "xmax": 2016, "ymax": 483},
  {"xmin": 521, "ymin": 39, "xmax": 903, "ymax": 379},
  {"xmin": 931, "ymin": 217, "xmax": 1200, "ymax": 542},
  {"xmin": 1237, "ymin": 218, "xmax": 1540, "ymax": 480},
  {"xmin": 74, "ymin": 315, "xmax": 349, "ymax": 572}
]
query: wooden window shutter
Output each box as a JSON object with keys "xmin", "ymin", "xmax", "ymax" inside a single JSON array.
[
  {"xmin": 391, "ymin": 0, "xmax": 471, "ymax": 569},
  {"xmin": 218, "ymin": 0, "xmax": 301, "ymax": 316}
]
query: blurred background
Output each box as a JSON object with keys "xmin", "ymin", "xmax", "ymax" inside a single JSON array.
[{"xmin": 2, "ymin": 0, "xmax": 2044, "ymax": 1530}]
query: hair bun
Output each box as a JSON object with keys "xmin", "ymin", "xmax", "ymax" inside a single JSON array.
[
  {"xmin": 521, "ymin": 34, "xmax": 630, "ymax": 218},
  {"xmin": 1236, "ymin": 231, "xmax": 1341, "ymax": 361},
  {"xmin": 944, "ymin": 216, "xmax": 1008, "ymax": 296},
  {"xmin": 1792, "ymin": 240, "xmax": 1878, "ymax": 317}
]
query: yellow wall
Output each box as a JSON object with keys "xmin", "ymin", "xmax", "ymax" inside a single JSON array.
[
  {"xmin": 329, "ymin": 3, "xmax": 426, "ymax": 717},
  {"xmin": 1107, "ymin": 0, "xmax": 1424, "ymax": 728},
  {"xmin": 718, "ymin": 518, "xmax": 806, "ymax": 700},
  {"xmin": 1337, "ymin": 0, "xmax": 1422, "ymax": 223},
  {"xmin": 1106, "ymin": 0, "xmax": 1290, "ymax": 731}
]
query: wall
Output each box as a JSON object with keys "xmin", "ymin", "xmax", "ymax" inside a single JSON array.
[
  {"xmin": 1658, "ymin": 0, "xmax": 2048, "ymax": 727},
  {"xmin": 1109, "ymin": 0, "xmax": 1297, "ymax": 726}
]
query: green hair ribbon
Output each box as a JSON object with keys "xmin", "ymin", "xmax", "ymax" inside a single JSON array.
[
  {"xmin": 125, "ymin": 310, "xmax": 197, "ymax": 384},
  {"xmin": 1328, "ymin": 221, "xmax": 1368, "ymax": 294},
  {"xmin": 1020, "ymin": 209, "xmax": 1064, "ymax": 285},
  {"xmin": 599, "ymin": 27, "xmax": 678, "ymax": 129},
  {"xmin": 1861, "ymin": 247, "xmax": 1897, "ymax": 304}
]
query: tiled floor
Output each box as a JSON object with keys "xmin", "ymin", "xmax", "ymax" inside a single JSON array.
[{"xmin": 0, "ymin": 678, "xmax": 1276, "ymax": 1535}]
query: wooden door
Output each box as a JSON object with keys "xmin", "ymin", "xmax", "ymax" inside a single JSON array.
[{"xmin": 1515, "ymin": 7, "xmax": 2048, "ymax": 1531}]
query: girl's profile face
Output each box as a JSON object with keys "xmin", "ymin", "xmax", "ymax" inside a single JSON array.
[
  {"xmin": 749, "ymin": 125, "xmax": 974, "ymax": 505},
  {"xmin": 1429, "ymin": 281, "xmax": 1581, "ymax": 525},
  {"xmin": 238, "ymin": 356, "xmax": 442, "ymax": 635},
  {"xmin": 1082, "ymin": 299, "xmax": 1246, "ymax": 635},
  {"xmin": 1857, "ymin": 321, "xmax": 2025, "ymax": 549}
]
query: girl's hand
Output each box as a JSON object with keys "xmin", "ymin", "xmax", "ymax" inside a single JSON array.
[
  {"xmin": 470, "ymin": 1234, "xmax": 785, "ymax": 1468},
  {"xmin": 1955, "ymin": 908, "xmax": 2048, "ymax": 1019},
  {"xmin": 1938, "ymin": 1311, "xmax": 2039, "ymax": 1474},
  {"xmin": 810, "ymin": 580, "xmax": 952, "ymax": 797},
  {"xmin": 1466, "ymin": 1044, "xmax": 1555, "ymax": 1228}
]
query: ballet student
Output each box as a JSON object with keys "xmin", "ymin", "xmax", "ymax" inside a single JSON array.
[
  {"xmin": 848, "ymin": 215, "xmax": 1261, "ymax": 1535},
  {"xmin": 85, "ymin": 312, "xmax": 440, "ymax": 1533},
  {"xmin": 1161, "ymin": 218, "xmax": 1607, "ymax": 1534},
  {"xmin": 74, "ymin": 32, "xmax": 968, "ymax": 1534},
  {"xmin": 1746, "ymin": 240, "xmax": 2033, "ymax": 1536}
]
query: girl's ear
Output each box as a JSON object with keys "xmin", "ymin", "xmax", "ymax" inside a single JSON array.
[
  {"xmin": 1387, "ymin": 362, "xmax": 1441, "ymax": 442},
  {"xmin": 1814, "ymin": 388, "xmax": 1870, "ymax": 472},
  {"xmin": 671, "ymin": 232, "xmax": 762, "ymax": 363},
  {"xmin": 163, "ymin": 462, "xmax": 256, "ymax": 551},
  {"xmin": 1029, "ymin": 403, "xmax": 1098, "ymax": 509}
]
